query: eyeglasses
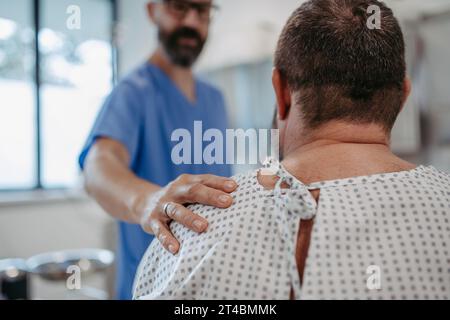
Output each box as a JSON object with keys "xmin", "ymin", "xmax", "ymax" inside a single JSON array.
[{"xmin": 156, "ymin": 0, "xmax": 219, "ymax": 22}]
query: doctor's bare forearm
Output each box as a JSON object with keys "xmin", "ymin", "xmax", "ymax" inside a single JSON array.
[
  {"xmin": 82, "ymin": 137, "xmax": 238, "ymax": 253},
  {"xmin": 83, "ymin": 138, "xmax": 160, "ymax": 224}
]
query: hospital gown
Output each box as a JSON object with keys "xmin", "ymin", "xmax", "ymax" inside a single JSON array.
[{"xmin": 133, "ymin": 160, "xmax": 450, "ymax": 300}]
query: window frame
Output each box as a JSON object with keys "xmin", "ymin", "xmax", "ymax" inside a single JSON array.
[{"xmin": 0, "ymin": 0, "xmax": 118, "ymax": 192}]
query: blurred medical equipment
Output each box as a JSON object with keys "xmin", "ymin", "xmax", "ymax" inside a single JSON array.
[{"xmin": 0, "ymin": 249, "xmax": 114, "ymax": 300}]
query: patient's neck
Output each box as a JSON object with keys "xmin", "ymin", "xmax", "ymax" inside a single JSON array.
[{"xmin": 281, "ymin": 122, "xmax": 416, "ymax": 185}]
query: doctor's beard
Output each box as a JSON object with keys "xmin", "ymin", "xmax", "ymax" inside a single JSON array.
[{"xmin": 159, "ymin": 27, "xmax": 206, "ymax": 68}]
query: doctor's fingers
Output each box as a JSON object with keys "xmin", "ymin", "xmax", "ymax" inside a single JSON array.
[
  {"xmin": 163, "ymin": 202, "xmax": 208, "ymax": 233},
  {"xmin": 178, "ymin": 183, "xmax": 234, "ymax": 208},
  {"xmin": 147, "ymin": 219, "xmax": 180, "ymax": 255},
  {"xmin": 195, "ymin": 174, "xmax": 238, "ymax": 193},
  {"xmin": 176, "ymin": 174, "xmax": 238, "ymax": 193}
]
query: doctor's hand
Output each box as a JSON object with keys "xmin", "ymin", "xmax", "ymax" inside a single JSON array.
[{"xmin": 134, "ymin": 174, "xmax": 238, "ymax": 254}]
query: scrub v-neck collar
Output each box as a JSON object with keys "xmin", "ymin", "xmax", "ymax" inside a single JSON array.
[{"xmin": 146, "ymin": 62, "xmax": 201, "ymax": 108}]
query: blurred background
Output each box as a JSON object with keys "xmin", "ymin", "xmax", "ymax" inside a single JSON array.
[{"xmin": 0, "ymin": 0, "xmax": 449, "ymax": 299}]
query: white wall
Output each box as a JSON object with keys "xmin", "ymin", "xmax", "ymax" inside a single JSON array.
[{"xmin": 116, "ymin": 0, "xmax": 156, "ymax": 75}]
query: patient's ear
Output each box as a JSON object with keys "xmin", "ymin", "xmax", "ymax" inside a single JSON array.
[
  {"xmin": 401, "ymin": 77, "xmax": 412, "ymax": 108},
  {"xmin": 272, "ymin": 68, "xmax": 291, "ymax": 121}
]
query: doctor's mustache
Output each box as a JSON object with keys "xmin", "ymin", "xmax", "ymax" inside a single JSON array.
[{"xmin": 168, "ymin": 27, "xmax": 204, "ymax": 46}]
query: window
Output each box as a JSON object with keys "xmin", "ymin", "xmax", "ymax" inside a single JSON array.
[
  {"xmin": 0, "ymin": 0, "xmax": 117, "ymax": 191},
  {"xmin": 0, "ymin": 0, "xmax": 36, "ymax": 189}
]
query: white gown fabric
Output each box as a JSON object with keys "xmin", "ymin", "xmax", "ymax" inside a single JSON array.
[{"xmin": 133, "ymin": 160, "xmax": 450, "ymax": 300}]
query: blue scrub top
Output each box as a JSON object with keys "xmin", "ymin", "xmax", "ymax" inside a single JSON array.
[{"xmin": 79, "ymin": 62, "xmax": 232, "ymax": 300}]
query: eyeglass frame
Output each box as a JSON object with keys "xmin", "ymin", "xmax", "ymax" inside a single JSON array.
[{"xmin": 152, "ymin": 0, "xmax": 220, "ymax": 22}]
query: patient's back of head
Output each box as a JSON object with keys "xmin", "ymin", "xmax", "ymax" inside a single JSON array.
[{"xmin": 275, "ymin": 0, "xmax": 406, "ymax": 133}]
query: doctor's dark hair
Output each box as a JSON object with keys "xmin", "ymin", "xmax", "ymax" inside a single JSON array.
[{"xmin": 274, "ymin": 0, "xmax": 406, "ymax": 131}]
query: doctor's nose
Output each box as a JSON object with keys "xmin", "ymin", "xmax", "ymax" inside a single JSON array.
[{"xmin": 181, "ymin": 9, "xmax": 205, "ymax": 30}]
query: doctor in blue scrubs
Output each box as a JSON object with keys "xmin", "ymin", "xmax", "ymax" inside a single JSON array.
[{"xmin": 79, "ymin": 0, "xmax": 236, "ymax": 300}]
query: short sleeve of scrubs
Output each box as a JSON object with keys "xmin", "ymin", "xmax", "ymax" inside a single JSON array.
[{"xmin": 79, "ymin": 81, "xmax": 143, "ymax": 169}]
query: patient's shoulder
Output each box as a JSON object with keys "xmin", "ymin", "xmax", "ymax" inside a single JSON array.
[
  {"xmin": 426, "ymin": 166, "xmax": 450, "ymax": 183},
  {"xmin": 232, "ymin": 170, "xmax": 261, "ymax": 190},
  {"xmin": 187, "ymin": 170, "xmax": 260, "ymax": 213}
]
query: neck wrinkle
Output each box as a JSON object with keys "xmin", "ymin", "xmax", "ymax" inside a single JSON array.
[{"xmin": 283, "ymin": 121, "xmax": 391, "ymax": 158}]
